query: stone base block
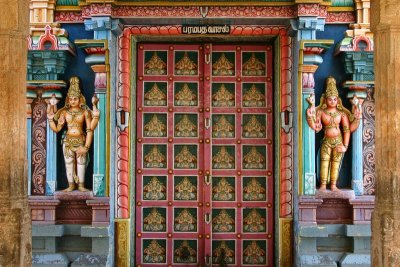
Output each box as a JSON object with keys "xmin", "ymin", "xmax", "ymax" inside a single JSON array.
[
  {"xmin": 32, "ymin": 253, "xmax": 69, "ymax": 267},
  {"xmin": 316, "ymin": 189, "xmax": 355, "ymax": 200},
  {"xmin": 299, "ymin": 196, "xmax": 323, "ymax": 224},
  {"xmin": 349, "ymin": 196, "xmax": 375, "ymax": 224},
  {"xmin": 317, "ymin": 198, "xmax": 352, "ymax": 224},
  {"xmin": 29, "ymin": 196, "xmax": 60, "ymax": 224},
  {"xmin": 301, "ymin": 255, "xmax": 337, "ymax": 267},
  {"xmin": 71, "ymin": 254, "xmax": 108, "ymax": 267},
  {"xmin": 86, "ymin": 197, "xmax": 110, "ymax": 226},
  {"xmin": 340, "ymin": 253, "xmax": 370, "ymax": 267}
]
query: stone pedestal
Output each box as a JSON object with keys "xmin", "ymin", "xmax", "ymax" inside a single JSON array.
[{"xmin": 299, "ymin": 194, "xmax": 374, "ymax": 267}]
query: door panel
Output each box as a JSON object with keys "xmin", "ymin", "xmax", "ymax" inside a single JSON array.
[
  {"xmin": 136, "ymin": 43, "xmax": 273, "ymax": 266},
  {"xmin": 203, "ymin": 44, "xmax": 274, "ymax": 266}
]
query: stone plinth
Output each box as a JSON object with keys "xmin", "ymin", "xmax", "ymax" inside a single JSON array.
[
  {"xmin": 299, "ymin": 196, "xmax": 323, "ymax": 224},
  {"xmin": 29, "ymin": 196, "xmax": 60, "ymax": 224},
  {"xmin": 350, "ymin": 195, "xmax": 375, "ymax": 224},
  {"xmin": 54, "ymin": 191, "xmax": 94, "ymax": 225},
  {"xmin": 54, "ymin": 191, "xmax": 94, "ymax": 201},
  {"xmin": 29, "ymin": 193, "xmax": 110, "ymax": 225},
  {"xmin": 86, "ymin": 197, "xmax": 110, "ymax": 226},
  {"xmin": 315, "ymin": 189, "xmax": 355, "ymax": 224},
  {"xmin": 316, "ymin": 189, "xmax": 356, "ymax": 200}
]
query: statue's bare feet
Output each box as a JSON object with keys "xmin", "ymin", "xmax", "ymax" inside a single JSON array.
[
  {"xmin": 78, "ymin": 183, "xmax": 89, "ymax": 192},
  {"xmin": 63, "ymin": 183, "xmax": 76, "ymax": 192},
  {"xmin": 330, "ymin": 185, "xmax": 340, "ymax": 192},
  {"xmin": 319, "ymin": 184, "xmax": 327, "ymax": 191}
]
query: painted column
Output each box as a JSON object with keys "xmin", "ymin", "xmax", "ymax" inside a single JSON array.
[
  {"xmin": 27, "ymin": 25, "xmax": 75, "ymax": 195},
  {"xmin": 44, "ymin": 91, "xmax": 63, "ymax": 194},
  {"xmin": 371, "ymin": 0, "xmax": 400, "ymax": 265},
  {"xmin": 337, "ymin": 37, "xmax": 374, "ymax": 196},
  {"xmin": 301, "ymin": 64, "xmax": 319, "ymax": 195},
  {"xmin": 344, "ymin": 84, "xmax": 368, "ymax": 195},
  {"xmin": 298, "ymin": 42, "xmax": 333, "ymax": 195},
  {"xmin": 92, "ymin": 65, "xmax": 107, "ymax": 196},
  {"xmin": 291, "ymin": 3, "xmax": 328, "ymax": 195},
  {"xmin": 80, "ymin": 15, "xmax": 115, "ymax": 196},
  {"xmin": 75, "ymin": 41, "xmax": 108, "ymax": 196}
]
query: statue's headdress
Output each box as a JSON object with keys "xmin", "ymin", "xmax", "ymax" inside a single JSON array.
[
  {"xmin": 325, "ymin": 76, "xmax": 339, "ymax": 98},
  {"xmin": 67, "ymin": 76, "xmax": 82, "ymax": 98}
]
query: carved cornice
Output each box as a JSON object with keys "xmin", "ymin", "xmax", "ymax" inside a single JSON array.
[{"xmin": 53, "ymin": 4, "xmax": 355, "ymax": 24}]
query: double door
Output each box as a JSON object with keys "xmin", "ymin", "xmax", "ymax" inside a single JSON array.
[{"xmin": 135, "ymin": 43, "xmax": 274, "ymax": 266}]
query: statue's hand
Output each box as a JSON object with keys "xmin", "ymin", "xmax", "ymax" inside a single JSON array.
[
  {"xmin": 77, "ymin": 146, "xmax": 88, "ymax": 157},
  {"xmin": 92, "ymin": 108, "xmax": 100, "ymax": 118},
  {"xmin": 306, "ymin": 93, "xmax": 315, "ymax": 106},
  {"xmin": 306, "ymin": 106, "xmax": 315, "ymax": 118},
  {"xmin": 46, "ymin": 104, "xmax": 55, "ymax": 120},
  {"xmin": 336, "ymin": 144, "xmax": 347, "ymax": 153},
  {"xmin": 351, "ymin": 95, "xmax": 362, "ymax": 120},
  {"xmin": 92, "ymin": 93, "xmax": 99, "ymax": 108},
  {"xmin": 49, "ymin": 94, "xmax": 59, "ymax": 106},
  {"xmin": 47, "ymin": 94, "xmax": 58, "ymax": 120}
]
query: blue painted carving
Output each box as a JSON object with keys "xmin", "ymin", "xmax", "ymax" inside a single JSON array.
[{"xmin": 291, "ymin": 17, "xmax": 326, "ymax": 41}]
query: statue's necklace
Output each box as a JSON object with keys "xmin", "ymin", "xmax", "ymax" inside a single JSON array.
[
  {"xmin": 323, "ymin": 109, "xmax": 340, "ymax": 129},
  {"xmin": 67, "ymin": 109, "xmax": 83, "ymax": 122}
]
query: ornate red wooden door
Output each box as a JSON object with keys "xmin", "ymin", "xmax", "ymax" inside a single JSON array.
[{"xmin": 136, "ymin": 43, "xmax": 273, "ymax": 266}]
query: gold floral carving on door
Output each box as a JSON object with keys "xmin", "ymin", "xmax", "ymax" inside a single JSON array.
[{"xmin": 136, "ymin": 43, "xmax": 273, "ymax": 266}]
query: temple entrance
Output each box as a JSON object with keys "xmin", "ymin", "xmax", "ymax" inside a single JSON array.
[{"xmin": 135, "ymin": 43, "xmax": 274, "ymax": 266}]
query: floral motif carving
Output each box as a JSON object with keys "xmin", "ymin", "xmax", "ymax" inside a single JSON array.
[
  {"xmin": 326, "ymin": 12, "xmax": 356, "ymax": 24},
  {"xmin": 363, "ymin": 88, "xmax": 375, "ymax": 195},
  {"xmin": 31, "ymin": 98, "xmax": 47, "ymax": 195},
  {"xmin": 55, "ymin": 12, "xmax": 83, "ymax": 23}
]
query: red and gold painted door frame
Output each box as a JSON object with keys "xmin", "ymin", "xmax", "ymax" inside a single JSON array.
[{"xmin": 115, "ymin": 26, "xmax": 294, "ymax": 267}]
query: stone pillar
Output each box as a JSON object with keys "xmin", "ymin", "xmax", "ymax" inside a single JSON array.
[
  {"xmin": 0, "ymin": 0, "xmax": 31, "ymax": 265},
  {"xmin": 371, "ymin": 0, "xmax": 400, "ymax": 265},
  {"xmin": 75, "ymin": 40, "xmax": 109, "ymax": 196},
  {"xmin": 302, "ymin": 64, "xmax": 318, "ymax": 195},
  {"xmin": 344, "ymin": 84, "xmax": 368, "ymax": 195},
  {"xmin": 299, "ymin": 41, "xmax": 333, "ymax": 195},
  {"xmin": 92, "ymin": 65, "xmax": 107, "ymax": 196}
]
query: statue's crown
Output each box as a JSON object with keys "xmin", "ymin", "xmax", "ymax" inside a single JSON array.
[
  {"xmin": 325, "ymin": 76, "xmax": 339, "ymax": 98},
  {"xmin": 67, "ymin": 76, "xmax": 82, "ymax": 98},
  {"xmin": 325, "ymin": 76, "xmax": 339, "ymax": 97}
]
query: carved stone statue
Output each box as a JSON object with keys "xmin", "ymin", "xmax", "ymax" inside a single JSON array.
[
  {"xmin": 47, "ymin": 76, "xmax": 100, "ymax": 192},
  {"xmin": 306, "ymin": 76, "xmax": 361, "ymax": 191}
]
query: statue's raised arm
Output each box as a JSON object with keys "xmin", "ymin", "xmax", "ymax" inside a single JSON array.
[{"xmin": 46, "ymin": 76, "xmax": 100, "ymax": 192}]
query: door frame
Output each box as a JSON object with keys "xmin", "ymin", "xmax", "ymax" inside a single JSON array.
[{"xmin": 115, "ymin": 26, "xmax": 295, "ymax": 267}]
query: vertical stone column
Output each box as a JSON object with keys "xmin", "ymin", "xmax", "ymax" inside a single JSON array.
[
  {"xmin": 0, "ymin": 0, "xmax": 31, "ymax": 265},
  {"xmin": 75, "ymin": 40, "xmax": 109, "ymax": 196},
  {"xmin": 301, "ymin": 64, "xmax": 318, "ymax": 195},
  {"xmin": 344, "ymin": 84, "xmax": 368, "ymax": 195},
  {"xmin": 92, "ymin": 65, "xmax": 107, "ymax": 196},
  {"xmin": 299, "ymin": 42, "xmax": 333, "ymax": 195},
  {"xmin": 371, "ymin": 0, "xmax": 400, "ymax": 265}
]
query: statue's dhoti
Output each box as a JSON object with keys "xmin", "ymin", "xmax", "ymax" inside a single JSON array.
[
  {"xmin": 320, "ymin": 135, "xmax": 344, "ymax": 186},
  {"xmin": 63, "ymin": 136, "xmax": 88, "ymax": 184}
]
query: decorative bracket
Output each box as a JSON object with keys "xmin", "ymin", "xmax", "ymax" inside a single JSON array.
[
  {"xmin": 117, "ymin": 109, "xmax": 129, "ymax": 131},
  {"xmin": 281, "ymin": 110, "xmax": 293, "ymax": 133}
]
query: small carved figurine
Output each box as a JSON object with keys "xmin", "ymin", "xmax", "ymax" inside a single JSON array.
[
  {"xmin": 47, "ymin": 76, "xmax": 100, "ymax": 192},
  {"xmin": 306, "ymin": 76, "xmax": 361, "ymax": 191}
]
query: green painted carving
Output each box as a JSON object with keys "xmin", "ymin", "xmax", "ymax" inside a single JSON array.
[
  {"xmin": 57, "ymin": 0, "xmax": 78, "ymax": 6},
  {"xmin": 331, "ymin": 0, "xmax": 354, "ymax": 7},
  {"xmin": 93, "ymin": 175, "xmax": 105, "ymax": 196}
]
